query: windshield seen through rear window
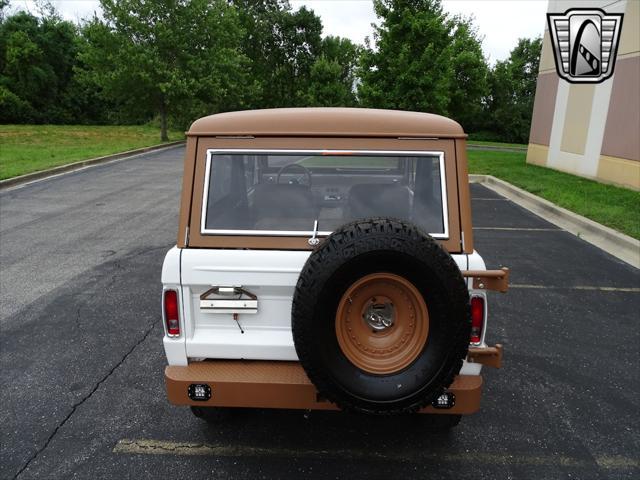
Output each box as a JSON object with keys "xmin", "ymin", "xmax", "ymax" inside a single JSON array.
[{"xmin": 202, "ymin": 151, "xmax": 447, "ymax": 237}]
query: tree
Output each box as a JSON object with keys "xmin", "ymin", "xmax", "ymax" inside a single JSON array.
[
  {"xmin": 358, "ymin": 0, "xmax": 491, "ymax": 132},
  {"xmin": 306, "ymin": 36, "xmax": 359, "ymax": 107},
  {"xmin": 306, "ymin": 57, "xmax": 351, "ymax": 107},
  {"xmin": 487, "ymin": 37, "xmax": 542, "ymax": 143},
  {"xmin": 80, "ymin": 0, "xmax": 252, "ymax": 140},
  {"xmin": 448, "ymin": 17, "xmax": 489, "ymax": 132},
  {"xmin": 234, "ymin": 0, "xmax": 323, "ymax": 108},
  {"xmin": 0, "ymin": 9, "xmax": 78, "ymax": 123},
  {"xmin": 279, "ymin": 6, "xmax": 323, "ymax": 105},
  {"xmin": 358, "ymin": 0, "xmax": 456, "ymax": 115}
]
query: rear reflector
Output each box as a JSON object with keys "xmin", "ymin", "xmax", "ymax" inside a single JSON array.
[
  {"xmin": 470, "ymin": 296, "xmax": 485, "ymax": 344},
  {"xmin": 164, "ymin": 290, "xmax": 180, "ymax": 336}
]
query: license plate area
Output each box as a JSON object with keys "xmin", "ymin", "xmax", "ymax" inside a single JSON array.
[{"xmin": 199, "ymin": 286, "xmax": 258, "ymax": 314}]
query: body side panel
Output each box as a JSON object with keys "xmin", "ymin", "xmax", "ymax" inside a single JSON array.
[
  {"xmin": 177, "ymin": 137, "xmax": 198, "ymax": 248},
  {"xmin": 162, "ymin": 247, "xmax": 188, "ymax": 365},
  {"xmin": 455, "ymin": 138, "xmax": 475, "ymax": 253}
]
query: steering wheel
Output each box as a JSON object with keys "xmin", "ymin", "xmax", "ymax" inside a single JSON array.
[{"xmin": 276, "ymin": 163, "xmax": 312, "ymax": 187}]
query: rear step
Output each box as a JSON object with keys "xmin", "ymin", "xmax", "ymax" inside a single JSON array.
[{"xmin": 165, "ymin": 360, "xmax": 483, "ymax": 415}]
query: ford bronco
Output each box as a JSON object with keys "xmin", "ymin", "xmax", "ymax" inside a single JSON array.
[{"xmin": 162, "ymin": 108, "xmax": 508, "ymax": 428}]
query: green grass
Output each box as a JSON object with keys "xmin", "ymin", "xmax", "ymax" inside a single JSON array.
[
  {"xmin": 0, "ymin": 125, "xmax": 185, "ymax": 180},
  {"xmin": 299, "ymin": 155, "xmax": 399, "ymax": 168},
  {"xmin": 468, "ymin": 150, "xmax": 640, "ymax": 239},
  {"xmin": 467, "ymin": 140, "xmax": 527, "ymax": 149}
]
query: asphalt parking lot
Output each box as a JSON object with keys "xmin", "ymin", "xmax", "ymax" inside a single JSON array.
[{"xmin": 1, "ymin": 146, "xmax": 638, "ymax": 479}]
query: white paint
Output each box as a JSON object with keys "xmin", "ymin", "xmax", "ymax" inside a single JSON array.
[
  {"xmin": 547, "ymin": 79, "xmax": 571, "ymax": 170},
  {"xmin": 581, "ymin": 78, "xmax": 615, "ymax": 177},
  {"xmin": 163, "ymin": 246, "xmax": 487, "ymax": 374},
  {"xmin": 539, "ymin": 72, "xmax": 614, "ymax": 179},
  {"xmin": 160, "ymin": 246, "xmax": 181, "ymax": 284},
  {"xmin": 161, "ymin": 248, "xmax": 187, "ymax": 365},
  {"xmin": 467, "ymin": 250, "xmax": 489, "ymax": 370},
  {"xmin": 549, "ymin": 150, "xmax": 593, "ymax": 175}
]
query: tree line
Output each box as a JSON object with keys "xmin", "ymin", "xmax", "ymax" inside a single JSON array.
[{"xmin": 0, "ymin": 0, "xmax": 541, "ymax": 143}]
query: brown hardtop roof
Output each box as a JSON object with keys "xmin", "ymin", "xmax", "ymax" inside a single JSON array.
[{"xmin": 188, "ymin": 107, "xmax": 466, "ymax": 138}]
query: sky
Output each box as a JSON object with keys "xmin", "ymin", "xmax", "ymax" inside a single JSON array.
[{"xmin": 15, "ymin": 0, "xmax": 549, "ymax": 64}]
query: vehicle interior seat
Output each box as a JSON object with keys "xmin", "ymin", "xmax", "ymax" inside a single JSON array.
[
  {"xmin": 251, "ymin": 183, "xmax": 319, "ymax": 231},
  {"xmin": 348, "ymin": 183, "xmax": 411, "ymax": 221},
  {"xmin": 204, "ymin": 162, "xmax": 251, "ymax": 230}
]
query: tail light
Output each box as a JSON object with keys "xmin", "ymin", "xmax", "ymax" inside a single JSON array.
[
  {"xmin": 164, "ymin": 289, "xmax": 180, "ymax": 337},
  {"xmin": 470, "ymin": 296, "xmax": 485, "ymax": 344}
]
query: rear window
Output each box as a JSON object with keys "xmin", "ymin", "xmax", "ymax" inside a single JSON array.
[{"xmin": 201, "ymin": 150, "xmax": 448, "ymax": 238}]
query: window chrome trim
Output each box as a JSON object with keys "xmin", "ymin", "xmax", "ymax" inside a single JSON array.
[{"xmin": 200, "ymin": 149, "xmax": 449, "ymax": 239}]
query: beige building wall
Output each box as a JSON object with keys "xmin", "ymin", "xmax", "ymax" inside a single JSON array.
[{"xmin": 527, "ymin": 0, "xmax": 640, "ymax": 190}]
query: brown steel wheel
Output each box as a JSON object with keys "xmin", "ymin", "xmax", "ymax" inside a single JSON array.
[
  {"xmin": 335, "ymin": 273, "xmax": 429, "ymax": 375},
  {"xmin": 292, "ymin": 218, "xmax": 471, "ymax": 415}
]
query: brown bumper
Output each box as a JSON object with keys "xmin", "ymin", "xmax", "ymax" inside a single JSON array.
[
  {"xmin": 468, "ymin": 344, "xmax": 503, "ymax": 368},
  {"xmin": 462, "ymin": 268, "xmax": 510, "ymax": 292},
  {"xmin": 165, "ymin": 353, "xmax": 500, "ymax": 415}
]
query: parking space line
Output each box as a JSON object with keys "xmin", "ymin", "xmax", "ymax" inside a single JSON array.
[
  {"xmin": 473, "ymin": 227, "xmax": 561, "ymax": 231},
  {"xmin": 511, "ymin": 284, "xmax": 640, "ymax": 292},
  {"xmin": 113, "ymin": 439, "xmax": 639, "ymax": 469}
]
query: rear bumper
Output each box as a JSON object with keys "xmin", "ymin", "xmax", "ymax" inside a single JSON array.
[
  {"xmin": 468, "ymin": 343, "xmax": 503, "ymax": 368},
  {"xmin": 165, "ymin": 347, "xmax": 503, "ymax": 415}
]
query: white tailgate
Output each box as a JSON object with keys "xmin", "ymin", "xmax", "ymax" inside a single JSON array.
[
  {"xmin": 177, "ymin": 248, "xmax": 473, "ymax": 367},
  {"xmin": 180, "ymin": 249, "xmax": 311, "ymax": 361}
]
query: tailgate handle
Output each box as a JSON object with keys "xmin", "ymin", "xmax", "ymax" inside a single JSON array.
[{"xmin": 200, "ymin": 286, "xmax": 258, "ymax": 314}]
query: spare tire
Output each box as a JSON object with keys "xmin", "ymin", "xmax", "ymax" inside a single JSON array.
[{"xmin": 292, "ymin": 218, "xmax": 470, "ymax": 414}]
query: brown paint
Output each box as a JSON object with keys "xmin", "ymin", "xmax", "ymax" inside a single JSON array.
[
  {"xmin": 529, "ymin": 73, "xmax": 559, "ymax": 147},
  {"xmin": 187, "ymin": 136, "xmax": 462, "ymax": 252},
  {"xmin": 335, "ymin": 273, "xmax": 429, "ymax": 375},
  {"xmin": 601, "ymin": 56, "xmax": 640, "ymax": 162},
  {"xmin": 462, "ymin": 268, "xmax": 510, "ymax": 293},
  {"xmin": 165, "ymin": 360, "xmax": 483, "ymax": 415},
  {"xmin": 455, "ymin": 139, "xmax": 474, "ymax": 253},
  {"xmin": 188, "ymin": 108, "xmax": 467, "ymax": 139},
  {"xmin": 177, "ymin": 137, "xmax": 198, "ymax": 247},
  {"xmin": 468, "ymin": 344, "xmax": 503, "ymax": 369}
]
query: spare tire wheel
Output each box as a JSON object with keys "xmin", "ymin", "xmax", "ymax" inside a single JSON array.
[{"xmin": 292, "ymin": 218, "xmax": 471, "ymax": 414}]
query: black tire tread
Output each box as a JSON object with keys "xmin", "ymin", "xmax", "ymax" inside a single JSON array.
[{"xmin": 292, "ymin": 218, "xmax": 470, "ymax": 415}]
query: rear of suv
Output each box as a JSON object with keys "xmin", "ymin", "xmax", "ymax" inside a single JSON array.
[{"xmin": 162, "ymin": 108, "xmax": 507, "ymax": 428}]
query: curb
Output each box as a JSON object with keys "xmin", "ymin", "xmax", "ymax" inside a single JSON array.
[
  {"xmin": 0, "ymin": 140, "xmax": 185, "ymax": 191},
  {"xmin": 469, "ymin": 174, "xmax": 640, "ymax": 269}
]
